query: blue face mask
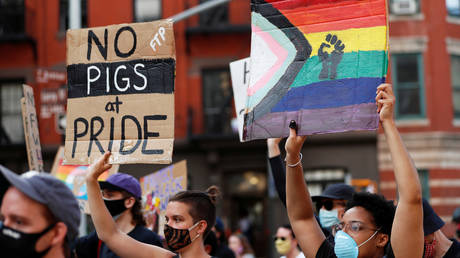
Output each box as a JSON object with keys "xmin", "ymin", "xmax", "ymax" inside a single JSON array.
[
  {"xmin": 334, "ymin": 230, "xmax": 379, "ymax": 258},
  {"xmin": 319, "ymin": 209, "xmax": 340, "ymax": 228}
]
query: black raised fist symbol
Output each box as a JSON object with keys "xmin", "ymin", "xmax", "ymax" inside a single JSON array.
[{"xmin": 318, "ymin": 34, "xmax": 345, "ymax": 80}]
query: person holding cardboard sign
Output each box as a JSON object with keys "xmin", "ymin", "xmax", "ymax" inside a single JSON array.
[
  {"xmin": 74, "ymin": 173, "xmax": 163, "ymax": 258},
  {"xmin": 86, "ymin": 152, "xmax": 220, "ymax": 258},
  {"xmin": 284, "ymin": 84, "xmax": 424, "ymax": 258}
]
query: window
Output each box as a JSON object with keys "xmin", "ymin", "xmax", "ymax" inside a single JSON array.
[
  {"xmin": 452, "ymin": 55, "xmax": 460, "ymax": 118},
  {"xmin": 0, "ymin": 0, "xmax": 25, "ymax": 36},
  {"xmin": 134, "ymin": 0, "xmax": 162, "ymax": 22},
  {"xmin": 0, "ymin": 82, "xmax": 24, "ymax": 144},
  {"xmin": 199, "ymin": 0, "xmax": 229, "ymax": 27},
  {"xmin": 418, "ymin": 169, "xmax": 430, "ymax": 199},
  {"xmin": 389, "ymin": 0, "xmax": 420, "ymax": 15},
  {"xmin": 202, "ymin": 68, "xmax": 233, "ymax": 135},
  {"xmin": 447, "ymin": 0, "xmax": 460, "ymax": 17},
  {"xmin": 391, "ymin": 54, "xmax": 425, "ymax": 118},
  {"xmin": 59, "ymin": 0, "xmax": 87, "ymax": 31}
]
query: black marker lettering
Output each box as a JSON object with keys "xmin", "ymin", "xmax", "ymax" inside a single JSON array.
[
  {"xmin": 88, "ymin": 116, "xmax": 105, "ymax": 157},
  {"xmin": 119, "ymin": 115, "xmax": 141, "ymax": 155},
  {"xmin": 87, "ymin": 29, "xmax": 108, "ymax": 61},
  {"xmin": 142, "ymin": 115, "xmax": 166, "ymax": 155},
  {"xmin": 72, "ymin": 118, "xmax": 89, "ymax": 158},
  {"xmin": 114, "ymin": 26, "xmax": 137, "ymax": 58}
]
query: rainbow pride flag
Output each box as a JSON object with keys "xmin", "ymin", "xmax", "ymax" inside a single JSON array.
[
  {"xmin": 54, "ymin": 159, "xmax": 111, "ymax": 201},
  {"xmin": 243, "ymin": 0, "xmax": 388, "ymax": 140}
]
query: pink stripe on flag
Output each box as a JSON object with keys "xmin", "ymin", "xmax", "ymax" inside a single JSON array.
[{"xmin": 248, "ymin": 24, "xmax": 289, "ymax": 96}]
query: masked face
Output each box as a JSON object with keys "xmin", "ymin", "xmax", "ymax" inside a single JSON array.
[
  {"xmin": 0, "ymin": 222, "xmax": 55, "ymax": 258},
  {"xmin": 275, "ymin": 236, "xmax": 291, "ymax": 255},
  {"xmin": 334, "ymin": 229, "xmax": 379, "ymax": 258},
  {"xmin": 164, "ymin": 221, "xmax": 201, "ymax": 252},
  {"xmin": 103, "ymin": 198, "xmax": 128, "ymax": 217},
  {"xmin": 319, "ymin": 208, "xmax": 341, "ymax": 228}
]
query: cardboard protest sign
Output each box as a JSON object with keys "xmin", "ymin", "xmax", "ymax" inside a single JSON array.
[
  {"xmin": 51, "ymin": 146, "xmax": 119, "ymax": 213},
  {"xmin": 140, "ymin": 160, "xmax": 187, "ymax": 212},
  {"xmin": 140, "ymin": 160, "xmax": 187, "ymax": 234},
  {"xmin": 21, "ymin": 84, "xmax": 44, "ymax": 171},
  {"xmin": 230, "ymin": 58, "xmax": 250, "ymax": 142},
  {"xmin": 65, "ymin": 20, "xmax": 176, "ymax": 165},
  {"xmin": 244, "ymin": 0, "xmax": 388, "ymax": 140}
]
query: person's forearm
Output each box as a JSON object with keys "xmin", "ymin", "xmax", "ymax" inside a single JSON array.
[
  {"xmin": 382, "ymin": 120, "xmax": 422, "ymax": 203},
  {"xmin": 269, "ymin": 156, "xmax": 287, "ymax": 206},
  {"xmin": 86, "ymin": 177, "xmax": 118, "ymax": 242},
  {"xmin": 267, "ymin": 141, "xmax": 281, "ymax": 158},
  {"xmin": 285, "ymin": 153, "xmax": 315, "ymax": 221}
]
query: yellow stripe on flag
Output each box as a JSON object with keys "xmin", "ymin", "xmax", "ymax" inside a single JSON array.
[{"xmin": 305, "ymin": 26, "xmax": 387, "ymax": 57}]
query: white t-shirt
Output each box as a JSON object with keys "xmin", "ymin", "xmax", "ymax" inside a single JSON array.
[{"xmin": 281, "ymin": 252, "xmax": 306, "ymax": 258}]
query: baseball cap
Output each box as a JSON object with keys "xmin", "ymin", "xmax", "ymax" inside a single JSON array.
[
  {"xmin": 99, "ymin": 173, "xmax": 142, "ymax": 199},
  {"xmin": 0, "ymin": 165, "xmax": 81, "ymax": 241},
  {"xmin": 453, "ymin": 207, "xmax": 460, "ymax": 223},
  {"xmin": 311, "ymin": 183, "xmax": 355, "ymax": 202},
  {"xmin": 423, "ymin": 198, "xmax": 445, "ymax": 236}
]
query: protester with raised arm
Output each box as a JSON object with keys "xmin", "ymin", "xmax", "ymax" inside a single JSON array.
[
  {"xmin": 285, "ymin": 83, "xmax": 423, "ymax": 258},
  {"xmin": 86, "ymin": 152, "xmax": 220, "ymax": 258}
]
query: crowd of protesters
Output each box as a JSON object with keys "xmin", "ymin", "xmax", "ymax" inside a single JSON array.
[{"xmin": 0, "ymin": 84, "xmax": 458, "ymax": 258}]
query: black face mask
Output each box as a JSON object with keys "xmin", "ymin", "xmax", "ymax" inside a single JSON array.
[
  {"xmin": 0, "ymin": 222, "xmax": 55, "ymax": 258},
  {"xmin": 104, "ymin": 198, "xmax": 128, "ymax": 217}
]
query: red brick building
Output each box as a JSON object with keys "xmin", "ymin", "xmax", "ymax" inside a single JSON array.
[
  {"xmin": 1, "ymin": 0, "xmax": 460, "ymax": 255},
  {"xmin": 379, "ymin": 0, "xmax": 460, "ymax": 224}
]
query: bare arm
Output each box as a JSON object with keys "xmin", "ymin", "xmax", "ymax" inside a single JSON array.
[
  {"xmin": 267, "ymin": 138, "xmax": 282, "ymax": 158},
  {"xmin": 285, "ymin": 125, "xmax": 326, "ymax": 258},
  {"xmin": 86, "ymin": 152, "xmax": 174, "ymax": 258},
  {"xmin": 376, "ymin": 84, "xmax": 423, "ymax": 257}
]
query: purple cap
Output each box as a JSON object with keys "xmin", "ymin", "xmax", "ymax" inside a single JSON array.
[{"xmin": 99, "ymin": 173, "xmax": 142, "ymax": 199}]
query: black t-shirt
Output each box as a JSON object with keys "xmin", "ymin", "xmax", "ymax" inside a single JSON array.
[
  {"xmin": 74, "ymin": 224, "xmax": 163, "ymax": 258},
  {"xmin": 316, "ymin": 239, "xmax": 337, "ymax": 258},
  {"xmin": 444, "ymin": 239, "xmax": 460, "ymax": 258}
]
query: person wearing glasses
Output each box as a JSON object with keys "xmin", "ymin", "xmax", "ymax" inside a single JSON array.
[
  {"xmin": 311, "ymin": 184, "xmax": 355, "ymax": 230},
  {"xmin": 274, "ymin": 224, "xmax": 305, "ymax": 258},
  {"xmin": 285, "ymin": 84, "xmax": 424, "ymax": 258}
]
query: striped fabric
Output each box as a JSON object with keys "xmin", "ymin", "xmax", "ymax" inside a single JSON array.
[{"xmin": 244, "ymin": 0, "xmax": 388, "ymax": 141}]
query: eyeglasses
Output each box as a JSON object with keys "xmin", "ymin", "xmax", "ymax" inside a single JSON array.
[
  {"xmin": 273, "ymin": 236, "xmax": 286, "ymax": 242},
  {"xmin": 331, "ymin": 221, "xmax": 380, "ymax": 237}
]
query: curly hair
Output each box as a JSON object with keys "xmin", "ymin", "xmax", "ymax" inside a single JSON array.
[
  {"xmin": 345, "ymin": 192, "xmax": 395, "ymax": 236},
  {"xmin": 169, "ymin": 186, "xmax": 220, "ymax": 238}
]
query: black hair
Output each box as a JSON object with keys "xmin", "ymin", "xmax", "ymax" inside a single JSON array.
[
  {"xmin": 280, "ymin": 224, "xmax": 296, "ymax": 239},
  {"xmin": 169, "ymin": 186, "xmax": 220, "ymax": 238},
  {"xmin": 204, "ymin": 230, "xmax": 218, "ymax": 255},
  {"xmin": 345, "ymin": 192, "xmax": 395, "ymax": 236},
  {"xmin": 119, "ymin": 190, "xmax": 146, "ymax": 226}
]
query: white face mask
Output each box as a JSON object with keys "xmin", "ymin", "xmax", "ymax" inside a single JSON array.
[
  {"xmin": 334, "ymin": 230, "xmax": 379, "ymax": 258},
  {"xmin": 319, "ymin": 208, "xmax": 340, "ymax": 228}
]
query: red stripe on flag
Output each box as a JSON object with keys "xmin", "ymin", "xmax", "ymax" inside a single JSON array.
[{"xmin": 262, "ymin": 0, "xmax": 386, "ymax": 33}]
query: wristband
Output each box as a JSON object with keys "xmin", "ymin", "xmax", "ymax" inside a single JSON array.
[{"xmin": 285, "ymin": 153, "xmax": 303, "ymax": 167}]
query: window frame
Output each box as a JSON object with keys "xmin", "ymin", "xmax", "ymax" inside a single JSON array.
[
  {"xmin": 389, "ymin": 0, "xmax": 421, "ymax": 16},
  {"xmin": 451, "ymin": 55, "xmax": 460, "ymax": 118},
  {"xmin": 133, "ymin": 0, "xmax": 162, "ymax": 23},
  {"xmin": 446, "ymin": 0, "xmax": 460, "ymax": 17},
  {"xmin": 391, "ymin": 53, "xmax": 426, "ymax": 119},
  {"xmin": 201, "ymin": 67, "xmax": 234, "ymax": 135},
  {"xmin": 417, "ymin": 169, "xmax": 430, "ymax": 199},
  {"xmin": 0, "ymin": 80, "xmax": 26, "ymax": 145}
]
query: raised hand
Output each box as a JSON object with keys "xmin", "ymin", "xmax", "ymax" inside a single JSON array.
[
  {"xmin": 87, "ymin": 152, "xmax": 112, "ymax": 181},
  {"xmin": 285, "ymin": 121, "xmax": 307, "ymax": 162},
  {"xmin": 376, "ymin": 83, "xmax": 395, "ymax": 124}
]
